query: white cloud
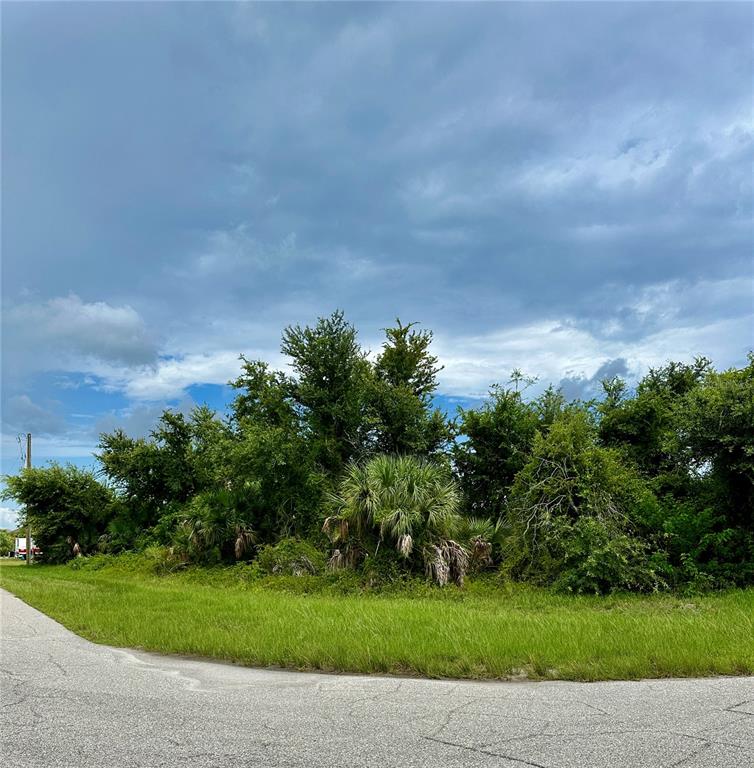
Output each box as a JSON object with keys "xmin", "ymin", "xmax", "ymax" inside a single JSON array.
[
  {"xmin": 0, "ymin": 506, "xmax": 20, "ymax": 530},
  {"xmin": 99, "ymin": 349, "xmax": 283, "ymax": 402},
  {"xmin": 434, "ymin": 278, "xmax": 753, "ymax": 396},
  {"xmin": 3, "ymin": 294, "xmax": 157, "ymax": 378}
]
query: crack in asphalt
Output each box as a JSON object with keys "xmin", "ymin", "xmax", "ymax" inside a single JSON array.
[
  {"xmin": 422, "ymin": 734, "xmax": 554, "ymax": 767},
  {"xmin": 2, "ymin": 589, "xmax": 753, "ymax": 768},
  {"xmin": 666, "ymin": 741, "xmax": 713, "ymax": 768}
]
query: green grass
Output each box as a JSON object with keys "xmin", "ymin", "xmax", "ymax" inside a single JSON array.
[{"xmin": 2, "ymin": 558, "xmax": 753, "ymax": 681}]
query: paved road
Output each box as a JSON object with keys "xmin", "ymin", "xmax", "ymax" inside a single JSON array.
[{"xmin": 1, "ymin": 589, "xmax": 752, "ymax": 768}]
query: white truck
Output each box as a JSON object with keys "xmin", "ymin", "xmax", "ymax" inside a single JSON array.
[{"xmin": 14, "ymin": 536, "xmax": 41, "ymax": 560}]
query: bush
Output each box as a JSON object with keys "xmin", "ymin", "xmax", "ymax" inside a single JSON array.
[
  {"xmin": 254, "ymin": 538, "xmax": 326, "ymax": 576},
  {"xmin": 326, "ymin": 454, "xmax": 483, "ymax": 586},
  {"xmin": 170, "ymin": 490, "xmax": 255, "ymax": 565},
  {"xmin": 67, "ymin": 546, "xmax": 182, "ymax": 575},
  {"xmin": 548, "ymin": 517, "xmax": 663, "ymax": 594},
  {"xmin": 1, "ymin": 464, "xmax": 115, "ymax": 563},
  {"xmin": 503, "ymin": 409, "xmax": 662, "ymax": 593}
]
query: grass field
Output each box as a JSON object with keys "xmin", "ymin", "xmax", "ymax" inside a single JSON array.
[{"xmin": 2, "ymin": 558, "xmax": 753, "ymax": 681}]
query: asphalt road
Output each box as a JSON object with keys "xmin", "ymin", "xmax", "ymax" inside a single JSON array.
[{"xmin": 1, "ymin": 588, "xmax": 752, "ymax": 768}]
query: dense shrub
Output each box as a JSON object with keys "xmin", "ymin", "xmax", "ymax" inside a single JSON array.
[
  {"xmin": 3, "ymin": 310, "xmax": 751, "ymax": 592},
  {"xmin": 2, "ymin": 465, "xmax": 115, "ymax": 563},
  {"xmin": 454, "ymin": 385, "xmax": 539, "ymax": 519},
  {"xmin": 503, "ymin": 410, "xmax": 662, "ymax": 593},
  {"xmin": 254, "ymin": 538, "xmax": 327, "ymax": 576},
  {"xmin": 325, "ymin": 454, "xmax": 489, "ymax": 586}
]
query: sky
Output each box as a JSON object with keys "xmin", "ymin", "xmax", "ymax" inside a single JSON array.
[{"xmin": 1, "ymin": 2, "xmax": 752, "ymax": 527}]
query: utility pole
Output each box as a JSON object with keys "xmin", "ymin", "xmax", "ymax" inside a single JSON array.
[{"xmin": 26, "ymin": 433, "xmax": 32, "ymax": 565}]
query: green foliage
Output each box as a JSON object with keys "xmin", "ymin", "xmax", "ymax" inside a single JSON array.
[
  {"xmin": 1, "ymin": 464, "xmax": 115, "ymax": 563},
  {"xmin": 599, "ymin": 357, "xmax": 711, "ymax": 477},
  {"xmin": 371, "ymin": 320, "xmax": 451, "ymax": 456},
  {"xmin": 0, "ymin": 529, "xmax": 15, "ymax": 554},
  {"xmin": 454, "ymin": 385, "xmax": 539, "ymax": 518},
  {"xmin": 65, "ymin": 546, "xmax": 181, "ymax": 575},
  {"xmin": 547, "ymin": 517, "xmax": 660, "ymax": 594},
  {"xmin": 229, "ymin": 358, "xmax": 297, "ymax": 430},
  {"xmin": 254, "ymin": 537, "xmax": 327, "ymax": 576},
  {"xmin": 282, "ymin": 310, "xmax": 373, "ymax": 472},
  {"xmin": 326, "ymin": 454, "xmax": 484, "ymax": 586},
  {"xmin": 96, "ymin": 408, "xmax": 227, "ymax": 546},
  {"xmin": 596, "ymin": 355, "xmax": 754, "ymax": 587},
  {"xmin": 503, "ymin": 409, "xmax": 661, "ymax": 593},
  {"xmin": 650, "ymin": 496, "xmax": 754, "ymax": 588},
  {"xmin": 223, "ymin": 424, "xmax": 325, "ymax": 542},
  {"xmin": 11, "ymin": 306, "xmax": 748, "ymax": 593},
  {"xmin": 171, "ymin": 489, "xmax": 255, "ymax": 565},
  {"xmin": 674, "ymin": 355, "xmax": 754, "ymax": 525}
]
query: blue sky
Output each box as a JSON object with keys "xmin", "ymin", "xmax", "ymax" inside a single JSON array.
[{"xmin": 2, "ymin": 2, "xmax": 752, "ymax": 526}]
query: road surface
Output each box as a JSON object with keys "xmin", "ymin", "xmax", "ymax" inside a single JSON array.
[{"xmin": 1, "ymin": 588, "xmax": 752, "ymax": 767}]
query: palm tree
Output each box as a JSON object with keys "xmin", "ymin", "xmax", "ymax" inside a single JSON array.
[
  {"xmin": 325, "ymin": 454, "xmax": 480, "ymax": 586},
  {"xmin": 175, "ymin": 489, "xmax": 255, "ymax": 563}
]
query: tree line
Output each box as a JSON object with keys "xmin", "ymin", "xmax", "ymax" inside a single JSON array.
[{"xmin": 4, "ymin": 311, "xmax": 753, "ymax": 593}]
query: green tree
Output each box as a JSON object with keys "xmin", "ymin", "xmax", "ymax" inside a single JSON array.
[
  {"xmin": 325, "ymin": 454, "xmax": 480, "ymax": 586},
  {"xmin": 282, "ymin": 311, "xmax": 373, "ymax": 472},
  {"xmin": 230, "ymin": 358, "xmax": 298, "ymax": 430},
  {"xmin": 0, "ymin": 529, "xmax": 15, "ymax": 555},
  {"xmin": 2, "ymin": 465, "xmax": 115, "ymax": 563},
  {"xmin": 171, "ymin": 489, "xmax": 255, "ymax": 564},
  {"xmin": 676, "ymin": 355, "xmax": 754, "ymax": 524},
  {"xmin": 97, "ymin": 407, "xmax": 230, "ymax": 549},
  {"xmin": 599, "ymin": 358, "xmax": 711, "ymax": 479},
  {"xmin": 454, "ymin": 385, "xmax": 539, "ymax": 518},
  {"xmin": 223, "ymin": 423, "xmax": 325, "ymax": 543},
  {"xmin": 504, "ymin": 409, "xmax": 662, "ymax": 593},
  {"xmin": 371, "ymin": 320, "xmax": 451, "ymax": 455}
]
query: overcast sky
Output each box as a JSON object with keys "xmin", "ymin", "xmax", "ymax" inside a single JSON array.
[{"xmin": 1, "ymin": 2, "xmax": 752, "ymax": 522}]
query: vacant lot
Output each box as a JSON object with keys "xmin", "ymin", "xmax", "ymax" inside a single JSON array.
[{"xmin": 2, "ymin": 559, "xmax": 752, "ymax": 681}]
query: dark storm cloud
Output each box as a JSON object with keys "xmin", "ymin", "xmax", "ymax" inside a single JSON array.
[{"xmin": 1, "ymin": 2, "xmax": 752, "ymax": 449}]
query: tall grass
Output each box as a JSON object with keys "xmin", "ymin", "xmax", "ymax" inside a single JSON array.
[{"xmin": 2, "ymin": 559, "xmax": 752, "ymax": 681}]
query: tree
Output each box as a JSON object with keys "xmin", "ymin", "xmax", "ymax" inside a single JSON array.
[
  {"xmin": 325, "ymin": 454, "xmax": 479, "ymax": 586},
  {"xmin": 97, "ymin": 407, "xmax": 230, "ymax": 550},
  {"xmin": 0, "ymin": 529, "xmax": 15, "ymax": 555},
  {"xmin": 675, "ymin": 355, "xmax": 754, "ymax": 524},
  {"xmin": 229, "ymin": 358, "xmax": 297, "ymax": 430},
  {"xmin": 282, "ymin": 311, "xmax": 373, "ymax": 472},
  {"xmin": 599, "ymin": 358, "xmax": 712, "ymax": 478},
  {"xmin": 595, "ymin": 356, "xmax": 754, "ymax": 586},
  {"xmin": 171, "ymin": 489, "xmax": 255, "ymax": 564},
  {"xmin": 374, "ymin": 320, "xmax": 442, "ymax": 400},
  {"xmin": 371, "ymin": 320, "xmax": 451, "ymax": 456},
  {"xmin": 454, "ymin": 385, "xmax": 539, "ymax": 519},
  {"xmin": 503, "ymin": 409, "xmax": 662, "ymax": 593},
  {"xmin": 2, "ymin": 465, "xmax": 114, "ymax": 563},
  {"xmin": 222, "ymin": 423, "xmax": 325, "ymax": 543}
]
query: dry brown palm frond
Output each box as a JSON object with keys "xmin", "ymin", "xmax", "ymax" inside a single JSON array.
[
  {"xmin": 328, "ymin": 548, "xmax": 346, "ymax": 570},
  {"xmin": 396, "ymin": 533, "xmax": 413, "ymax": 558},
  {"xmin": 444, "ymin": 539, "xmax": 468, "ymax": 587},
  {"xmin": 322, "ymin": 516, "xmax": 349, "ymax": 543},
  {"xmin": 469, "ymin": 536, "xmax": 493, "ymax": 570},
  {"xmin": 234, "ymin": 525, "xmax": 255, "ymax": 560},
  {"xmin": 424, "ymin": 544, "xmax": 449, "ymax": 587}
]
